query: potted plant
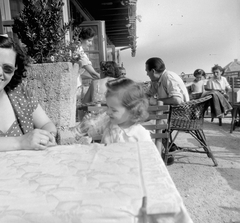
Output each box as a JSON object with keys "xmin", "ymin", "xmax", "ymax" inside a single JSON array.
[{"xmin": 13, "ymin": 0, "xmax": 82, "ymax": 137}]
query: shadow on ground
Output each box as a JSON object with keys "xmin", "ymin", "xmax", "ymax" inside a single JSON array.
[{"xmin": 216, "ymin": 167, "xmax": 240, "ymax": 192}]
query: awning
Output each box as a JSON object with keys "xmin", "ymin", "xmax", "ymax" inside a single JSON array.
[{"xmin": 76, "ymin": 0, "xmax": 138, "ymax": 57}]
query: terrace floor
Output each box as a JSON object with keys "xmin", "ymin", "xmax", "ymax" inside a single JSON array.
[{"xmin": 168, "ymin": 117, "xmax": 240, "ymax": 223}]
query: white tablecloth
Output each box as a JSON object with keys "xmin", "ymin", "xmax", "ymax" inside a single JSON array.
[{"xmin": 0, "ymin": 141, "xmax": 193, "ymax": 223}]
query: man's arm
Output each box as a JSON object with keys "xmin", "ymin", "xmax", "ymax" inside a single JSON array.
[{"xmin": 159, "ymin": 96, "xmax": 183, "ymax": 105}]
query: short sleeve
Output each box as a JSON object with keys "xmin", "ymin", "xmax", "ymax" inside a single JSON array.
[
  {"xmin": 164, "ymin": 75, "xmax": 182, "ymax": 99},
  {"xmin": 223, "ymin": 77, "xmax": 231, "ymax": 89},
  {"xmin": 77, "ymin": 46, "xmax": 92, "ymax": 67},
  {"xmin": 24, "ymin": 86, "xmax": 38, "ymax": 111}
]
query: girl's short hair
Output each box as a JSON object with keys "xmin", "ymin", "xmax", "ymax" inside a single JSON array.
[
  {"xmin": 106, "ymin": 77, "xmax": 149, "ymax": 123},
  {"xmin": 79, "ymin": 27, "xmax": 95, "ymax": 40},
  {"xmin": 0, "ymin": 36, "xmax": 29, "ymax": 90},
  {"xmin": 212, "ymin": 64, "xmax": 225, "ymax": 74},
  {"xmin": 193, "ymin": 69, "xmax": 206, "ymax": 78}
]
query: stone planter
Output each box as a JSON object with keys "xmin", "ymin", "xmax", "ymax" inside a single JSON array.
[{"xmin": 26, "ymin": 62, "xmax": 79, "ymax": 143}]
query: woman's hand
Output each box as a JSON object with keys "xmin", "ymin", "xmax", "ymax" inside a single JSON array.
[{"xmin": 19, "ymin": 129, "xmax": 56, "ymax": 150}]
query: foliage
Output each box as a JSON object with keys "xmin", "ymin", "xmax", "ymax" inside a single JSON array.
[{"xmin": 13, "ymin": 0, "xmax": 81, "ymax": 64}]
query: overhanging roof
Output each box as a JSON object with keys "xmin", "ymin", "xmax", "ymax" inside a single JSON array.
[{"xmin": 76, "ymin": 0, "xmax": 137, "ymax": 57}]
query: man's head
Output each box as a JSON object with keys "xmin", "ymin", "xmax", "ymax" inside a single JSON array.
[{"xmin": 145, "ymin": 57, "xmax": 165, "ymax": 82}]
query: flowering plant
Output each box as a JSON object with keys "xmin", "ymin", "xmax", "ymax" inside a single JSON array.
[
  {"xmin": 48, "ymin": 40, "xmax": 82, "ymax": 63},
  {"xmin": 13, "ymin": 0, "xmax": 82, "ymax": 64}
]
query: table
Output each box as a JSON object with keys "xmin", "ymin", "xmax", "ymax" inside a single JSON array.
[{"xmin": 0, "ymin": 142, "xmax": 193, "ymax": 223}]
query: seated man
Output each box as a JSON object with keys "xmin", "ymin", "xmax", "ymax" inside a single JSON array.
[
  {"xmin": 145, "ymin": 57, "xmax": 190, "ymax": 165},
  {"xmin": 145, "ymin": 57, "xmax": 189, "ymax": 105}
]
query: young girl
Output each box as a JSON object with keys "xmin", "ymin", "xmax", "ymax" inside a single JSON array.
[
  {"xmin": 101, "ymin": 77, "xmax": 152, "ymax": 144},
  {"xmin": 189, "ymin": 69, "xmax": 206, "ymax": 99},
  {"xmin": 190, "ymin": 69, "xmax": 206, "ymax": 93}
]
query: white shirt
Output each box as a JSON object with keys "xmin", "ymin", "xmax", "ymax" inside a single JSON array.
[
  {"xmin": 206, "ymin": 76, "xmax": 230, "ymax": 92},
  {"xmin": 101, "ymin": 123, "xmax": 152, "ymax": 144},
  {"xmin": 148, "ymin": 70, "xmax": 189, "ymax": 103},
  {"xmin": 76, "ymin": 46, "xmax": 92, "ymax": 88}
]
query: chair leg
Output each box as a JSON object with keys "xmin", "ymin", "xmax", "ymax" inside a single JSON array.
[
  {"xmin": 163, "ymin": 130, "xmax": 176, "ymax": 165},
  {"xmin": 190, "ymin": 130, "xmax": 218, "ymax": 166},
  {"xmin": 218, "ymin": 118, "xmax": 222, "ymax": 126},
  {"xmin": 230, "ymin": 107, "xmax": 237, "ymax": 133}
]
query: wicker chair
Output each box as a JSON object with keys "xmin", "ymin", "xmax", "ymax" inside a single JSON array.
[{"xmin": 164, "ymin": 95, "xmax": 218, "ymax": 166}]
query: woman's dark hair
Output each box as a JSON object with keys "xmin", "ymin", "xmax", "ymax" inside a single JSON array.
[
  {"xmin": 105, "ymin": 77, "xmax": 149, "ymax": 123},
  {"xmin": 145, "ymin": 57, "xmax": 166, "ymax": 73},
  {"xmin": 193, "ymin": 69, "xmax": 206, "ymax": 78},
  {"xmin": 100, "ymin": 61, "xmax": 121, "ymax": 78},
  {"xmin": 0, "ymin": 36, "xmax": 29, "ymax": 90},
  {"xmin": 79, "ymin": 27, "xmax": 95, "ymax": 40},
  {"xmin": 211, "ymin": 64, "xmax": 225, "ymax": 75}
]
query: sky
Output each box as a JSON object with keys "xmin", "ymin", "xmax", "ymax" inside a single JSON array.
[{"xmin": 120, "ymin": 0, "xmax": 240, "ymax": 82}]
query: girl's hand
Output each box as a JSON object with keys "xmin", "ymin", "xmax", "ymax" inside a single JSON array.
[{"xmin": 19, "ymin": 129, "xmax": 56, "ymax": 150}]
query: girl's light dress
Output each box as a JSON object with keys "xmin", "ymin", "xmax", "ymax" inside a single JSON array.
[{"xmin": 101, "ymin": 123, "xmax": 152, "ymax": 144}]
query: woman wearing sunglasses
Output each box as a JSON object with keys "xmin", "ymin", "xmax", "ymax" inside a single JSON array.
[{"xmin": 0, "ymin": 36, "xmax": 57, "ymax": 151}]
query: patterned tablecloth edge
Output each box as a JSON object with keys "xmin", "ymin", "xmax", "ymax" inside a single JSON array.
[{"xmin": 137, "ymin": 141, "xmax": 188, "ymax": 215}]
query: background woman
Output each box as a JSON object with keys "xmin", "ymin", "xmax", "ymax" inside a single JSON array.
[
  {"xmin": 205, "ymin": 64, "xmax": 231, "ymax": 99},
  {"xmin": 76, "ymin": 27, "xmax": 100, "ymax": 101},
  {"xmin": 0, "ymin": 36, "xmax": 57, "ymax": 151},
  {"xmin": 82, "ymin": 61, "xmax": 121, "ymax": 104}
]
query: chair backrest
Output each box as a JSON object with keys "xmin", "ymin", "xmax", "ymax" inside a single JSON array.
[
  {"xmin": 143, "ymin": 101, "xmax": 170, "ymax": 153},
  {"xmin": 169, "ymin": 95, "xmax": 212, "ymax": 131},
  {"xmin": 228, "ymin": 77, "xmax": 240, "ymax": 104}
]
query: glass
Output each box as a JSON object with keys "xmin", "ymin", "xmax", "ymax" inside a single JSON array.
[{"xmin": 0, "ymin": 64, "xmax": 16, "ymax": 74}]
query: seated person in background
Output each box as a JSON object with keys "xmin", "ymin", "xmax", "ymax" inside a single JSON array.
[
  {"xmin": 145, "ymin": 57, "xmax": 189, "ymax": 105},
  {"xmin": 0, "ymin": 36, "xmax": 57, "ymax": 151},
  {"xmin": 101, "ymin": 77, "xmax": 152, "ymax": 144},
  {"xmin": 189, "ymin": 69, "xmax": 206, "ymax": 99},
  {"xmin": 205, "ymin": 64, "xmax": 231, "ymax": 99},
  {"xmin": 82, "ymin": 61, "xmax": 121, "ymax": 104}
]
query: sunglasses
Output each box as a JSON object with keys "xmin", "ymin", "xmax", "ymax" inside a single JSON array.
[{"xmin": 0, "ymin": 64, "xmax": 16, "ymax": 74}]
